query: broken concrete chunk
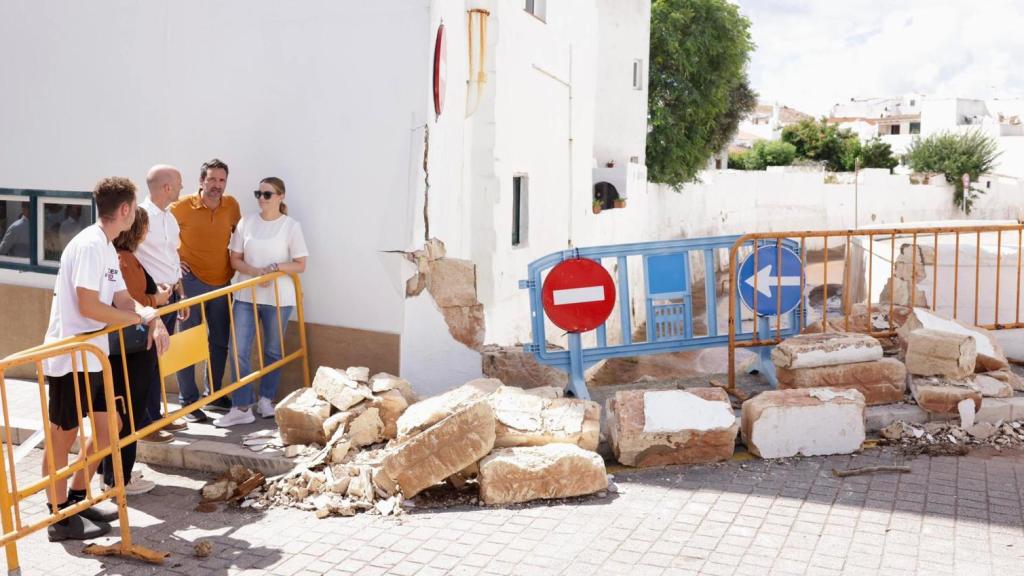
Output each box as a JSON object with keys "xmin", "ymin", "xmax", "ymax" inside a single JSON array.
[
  {"xmin": 524, "ymin": 386, "xmax": 564, "ymax": 399},
  {"xmin": 383, "ymin": 400, "xmax": 496, "ymax": 498},
  {"xmin": 980, "ymin": 369, "xmax": 1024, "ymax": 392},
  {"xmin": 489, "ymin": 386, "xmax": 600, "ymax": 451},
  {"xmin": 347, "ymin": 408, "xmax": 385, "ymax": 448},
  {"xmin": 608, "ymin": 388, "xmax": 739, "ymax": 467},
  {"xmin": 371, "ymin": 389, "xmax": 409, "ymax": 440},
  {"xmin": 897, "ymin": 307, "xmax": 1009, "ymax": 372},
  {"xmin": 905, "ymin": 328, "xmax": 977, "ymax": 379},
  {"xmin": 969, "ymin": 374, "xmax": 1015, "ymax": 398},
  {"xmin": 909, "ymin": 380, "xmax": 982, "ymax": 415},
  {"xmin": 369, "ymin": 372, "xmax": 419, "ymax": 404},
  {"xmin": 478, "ymin": 444, "xmax": 608, "ymax": 506},
  {"xmin": 275, "ymin": 387, "xmax": 331, "ymax": 446},
  {"xmin": 397, "ymin": 378, "xmax": 502, "ymax": 440},
  {"xmin": 771, "ymin": 332, "xmax": 883, "ymax": 370},
  {"xmin": 345, "ymin": 467, "xmax": 374, "ymax": 502},
  {"xmin": 740, "ymin": 388, "xmax": 866, "ymax": 459},
  {"xmin": 427, "ymin": 258, "xmax": 478, "ymax": 308},
  {"xmin": 322, "ymin": 411, "xmax": 354, "ymax": 440},
  {"xmin": 329, "ymin": 439, "xmax": 353, "ymax": 464},
  {"xmin": 346, "ymin": 366, "xmax": 370, "ymax": 383},
  {"xmin": 312, "ymin": 367, "xmax": 373, "ymax": 412},
  {"xmin": 776, "ymin": 357, "xmax": 907, "ymax": 406}
]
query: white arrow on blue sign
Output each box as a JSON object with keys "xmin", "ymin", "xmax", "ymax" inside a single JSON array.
[{"xmin": 738, "ymin": 244, "xmax": 803, "ymax": 316}]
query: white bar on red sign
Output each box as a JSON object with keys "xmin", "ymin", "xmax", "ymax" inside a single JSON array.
[{"xmin": 553, "ymin": 286, "xmax": 605, "ymax": 306}]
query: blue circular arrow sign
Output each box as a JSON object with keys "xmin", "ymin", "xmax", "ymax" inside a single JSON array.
[{"xmin": 738, "ymin": 245, "xmax": 803, "ymax": 316}]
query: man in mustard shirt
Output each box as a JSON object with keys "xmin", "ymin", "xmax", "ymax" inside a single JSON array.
[{"xmin": 171, "ymin": 158, "xmax": 241, "ymax": 421}]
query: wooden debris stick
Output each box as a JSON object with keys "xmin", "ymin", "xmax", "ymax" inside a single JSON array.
[
  {"xmin": 709, "ymin": 379, "xmax": 750, "ymax": 401},
  {"xmin": 831, "ymin": 465, "xmax": 911, "ymax": 478}
]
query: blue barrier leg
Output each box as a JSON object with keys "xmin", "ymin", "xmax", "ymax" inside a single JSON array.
[
  {"xmin": 753, "ymin": 317, "xmax": 778, "ymax": 387},
  {"xmin": 567, "ymin": 332, "xmax": 590, "ymax": 400}
]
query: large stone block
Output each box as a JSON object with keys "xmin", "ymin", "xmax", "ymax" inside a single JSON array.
[
  {"xmin": 371, "ymin": 389, "xmax": 409, "ymax": 439},
  {"xmin": 275, "ymin": 387, "xmax": 331, "ymax": 446},
  {"xmin": 904, "ymin": 328, "xmax": 977, "ymax": 379},
  {"xmin": 776, "ymin": 357, "xmax": 907, "ymax": 406},
  {"xmin": 607, "ymin": 388, "xmax": 738, "ymax": 467},
  {"xmin": 741, "ymin": 388, "xmax": 866, "ymax": 459},
  {"xmin": 397, "ymin": 378, "xmax": 502, "ymax": 440},
  {"xmin": 312, "ymin": 366, "xmax": 373, "ymax": 412},
  {"xmin": 771, "ymin": 332, "xmax": 883, "ymax": 370},
  {"xmin": 478, "ymin": 444, "xmax": 607, "ymax": 506},
  {"xmin": 909, "ymin": 379, "xmax": 982, "ymax": 415},
  {"xmin": 383, "ymin": 400, "xmax": 496, "ymax": 498},
  {"xmin": 897, "ymin": 307, "xmax": 1009, "ymax": 372},
  {"xmin": 489, "ymin": 386, "xmax": 600, "ymax": 451}
]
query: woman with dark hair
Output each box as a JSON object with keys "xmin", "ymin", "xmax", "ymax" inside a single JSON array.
[
  {"xmin": 214, "ymin": 177, "xmax": 308, "ymax": 427},
  {"xmin": 99, "ymin": 206, "xmax": 171, "ymax": 494}
]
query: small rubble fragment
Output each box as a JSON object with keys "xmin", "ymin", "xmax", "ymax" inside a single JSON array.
[
  {"xmin": 880, "ymin": 419, "xmax": 1024, "ymax": 455},
  {"xmin": 193, "ymin": 540, "xmax": 212, "ymax": 558}
]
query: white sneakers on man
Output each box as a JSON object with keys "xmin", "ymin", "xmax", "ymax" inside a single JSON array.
[
  {"xmin": 105, "ymin": 471, "xmax": 156, "ymax": 495},
  {"xmin": 213, "ymin": 407, "xmax": 255, "ymax": 428},
  {"xmin": 256, "ymin": 397, "xmax": 275, "ymax": 419}
]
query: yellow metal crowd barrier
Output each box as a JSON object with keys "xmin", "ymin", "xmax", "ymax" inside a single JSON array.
[
  {"xmin": 726, "ymin": 223, "xmax": 1024, "ymax": 391},
  {"xmin": 0, "ymin": 271, "xmax": 310, "ymax": 574}
]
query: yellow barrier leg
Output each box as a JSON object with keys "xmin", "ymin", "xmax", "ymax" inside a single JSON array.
[{"xmin": 0, "ymin": 443, "xmax": 21, "ymax": 576}]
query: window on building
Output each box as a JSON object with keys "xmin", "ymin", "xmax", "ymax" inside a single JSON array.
[
  {"xmin": 524, "ymin": 0, "xmax": 547, "ymax": 21},
  {"xmin": 632, "ymin": 59, "xmax": 643, "ymax": 90},
  {"xmin": 593, "ymin": 181, "xmax": 621, "ymax": 211},
  {"xmin": 0, "ymin": 189, "xmax": 94, "ymax": 272},
  {"xmin": 909, "ymin": 122, "xmax": 921, "ymax": 135},
  {"xmin": 909, "ymin": 99, "xmax": 916, "ymax": 107},
  {"xmin": 890, "ymin": 124, "xmax": 901, "ymax": 135},
  {"xmin": 512, "ymin": 176, "xmax": 528, "ymax": 247}
]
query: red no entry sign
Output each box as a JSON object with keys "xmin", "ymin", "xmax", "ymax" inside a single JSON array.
[{"xmin": 541, "ymin": 259, "xmax": 616, "ymax": 333}]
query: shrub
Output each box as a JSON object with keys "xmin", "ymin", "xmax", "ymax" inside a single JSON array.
[{"xmin": 905, "ymin": 130, "xmax": 1001, "ymax": 214}]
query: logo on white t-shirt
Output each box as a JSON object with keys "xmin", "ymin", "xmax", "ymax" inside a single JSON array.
[{"xmin": 105, "ymin": 267, "xmax": 119, "ymax": 282}]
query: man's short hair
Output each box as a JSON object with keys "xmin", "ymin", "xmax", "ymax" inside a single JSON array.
[
  {"xmin": 94, "ymin": 177, "xmax": 137, "ymax": 220},
  {"xmin": 200, "ymin": 158, "xmax": 230, "ymax": 180}
]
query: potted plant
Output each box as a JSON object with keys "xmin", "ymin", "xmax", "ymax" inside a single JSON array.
[
  {"xmin": 613, "ymin": 198, "xmax": 626, "ymax": 209},
  {"xmin": 592, "ymin": 200, "xmax": 602, "ymax": 214}
]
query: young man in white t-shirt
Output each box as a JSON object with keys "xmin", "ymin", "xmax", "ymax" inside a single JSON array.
[{"xmin": 41, "ymin": 177, "xmax": 170, "ymax": 542}]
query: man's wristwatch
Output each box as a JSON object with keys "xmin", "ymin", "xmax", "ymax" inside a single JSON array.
[{"xmin": 268, "ymin": 263, "xmax": 279, "ymax": 273}]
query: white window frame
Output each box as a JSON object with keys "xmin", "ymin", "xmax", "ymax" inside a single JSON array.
[
  {"xmin": 0, "ymin": 195, "xmax": 31, "ymax": 265},
  {"xmin": 37, "ymin": 196, "xmax": 93, "ymax": 267},
  {"xmin": 512, "ymin": 175, "xmax": 529, "ymax": 248},
  {"xmin": 633, "ymin": 59, "xmax": 644, "ymax": 90},
  {"xmin": 524, "ymin": 0, "xmax": 547, "ymax": 22}
]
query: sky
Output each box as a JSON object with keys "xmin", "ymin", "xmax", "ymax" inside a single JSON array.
[{"xmin": 736, "ymin": 0, "xmax": 1024, "ymax": 117}]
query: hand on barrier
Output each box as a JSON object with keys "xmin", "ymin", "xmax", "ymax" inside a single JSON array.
[
  {"xmin": 177, "ymin": 305, "xmax": 190, "ymax": 322},
  {"xmin": 154, "ymin": 283, "xmax": 172, "ymax": 306},
  {"xmin": 147, "ymin": 318, "xmax": 170, "ymax": 355}
]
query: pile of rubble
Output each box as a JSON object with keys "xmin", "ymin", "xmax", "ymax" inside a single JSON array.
[
  {"xmin": 238, "ymin": 369, "xmax": 608, "ymax": 518},
  {"xmin": 880, "ymin": 419, "xmax": 1024, "ymax": 455}
]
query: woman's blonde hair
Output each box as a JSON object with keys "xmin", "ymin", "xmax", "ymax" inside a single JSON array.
[{"xmin": 261, "ymin": 177, "xmax": 287, "ymax": 215}]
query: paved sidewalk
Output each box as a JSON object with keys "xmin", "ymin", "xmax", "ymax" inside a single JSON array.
[{"xmin": 5, "ymin": 446, "xmax": 1024, "ymax": 576}]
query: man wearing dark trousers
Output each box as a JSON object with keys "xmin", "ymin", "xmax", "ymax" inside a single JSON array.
[{"xmin": 170, "ymin": 159, "xmax": 240, "ymax": 422}]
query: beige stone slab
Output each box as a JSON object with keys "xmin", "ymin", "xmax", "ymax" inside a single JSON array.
[
  {"xmin": 275, "ymin": 387, "xmax": 331, "ymax": 446},
  {"xmin": 741, "ymin": 388, "xmax": 866, "ymax": 459},
  {"xmin": 489, "ymin": 386, "xmax": 600, "ymax": 451},
  {"xmin": 904, "ymin": 328, "xmax": 976, "ymax": 378},
  {"xmin": 898, "ymin": 307, "xmax": 1009, "ymax": 372},
  {"xmin": 771, "ymin": 332, "xmax": 883, "ymax": 370},
  {"xmin": 776, "ymin": 358, "xmax": 906, "ymax": 406},
  {"xmin": 479, "ymin": 444, "xmax": 607, "ymax": 506},
  {"xmin": 312, "ymin": 366, "xmax": 373, "ymax": 412},
  {"xmin": 397, "ymin": 378, "xmax": 502, "ymax": 440}
]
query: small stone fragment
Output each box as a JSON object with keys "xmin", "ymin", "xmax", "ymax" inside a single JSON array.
[
  {"xmin": 276, "ymin": 387, "xmax": 332, "ymax": 446},
  {"xmin": 193, "ymin": 540, "xmax": 212, "ymax": 558},
  {"xmin": 313, "ymin": 367, "xmax": 373, "ymax": 412}
]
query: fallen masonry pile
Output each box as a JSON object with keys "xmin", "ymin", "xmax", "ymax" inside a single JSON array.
[
  {"xmin": 240, "ymin": 369, "xmax": 607, "ymax": 517},
  {"xmin": 880, "ymin": 419, "xmax": 1024, "ymax": 455}
]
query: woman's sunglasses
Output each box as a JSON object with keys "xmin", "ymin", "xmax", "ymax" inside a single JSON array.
[{"xmin": 253, "ymin": 190, "xmax": 281, "ymax": 200}]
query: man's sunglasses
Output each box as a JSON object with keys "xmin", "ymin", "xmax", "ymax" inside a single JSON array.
[{"xmin": 253, "ymin": 190, "xmax": 281, "ymax": 200}]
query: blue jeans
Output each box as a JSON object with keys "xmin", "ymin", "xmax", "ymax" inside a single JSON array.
[
  {"xmin": 142, "ymin": 292, "xmax": 179, "ymax": 426},
  {"xmin": 229, "ymin": 300, "xmax": 293, "ymax": 407},
  {"xmin": 177, "ymin": 274, "xmax": 230, "ymax": 406}
]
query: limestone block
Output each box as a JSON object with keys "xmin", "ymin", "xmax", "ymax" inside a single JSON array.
[
  {"xmin": 347, "ymin": 408, "xmax": 384, "ymax": 448},
  {"xmin": 741, "ymin": 388, "xmax": 866, "ymax": 459},
  {"xmin": 371, "ymin": 389, "xmax": 409, "ymax": 440},
  {"xmin": 489, "ymin": 386, "xmax": 600, "ymax": 451},
  {"xmin": 397, "ymin": 378, "xmax": 502, "ymax": 440},
  {"xmin": 905, "ymin": 329, "xmax": 977, "ymax": 379},
  {"xmin": 427, "ymin": 258, "xmax": 478, "ymax": 307},
  {"xmin": 879, "ymin": 278, "xmax": 929, "ymax": 308},
  {"xmin": 383, "ymin": 400, "xmax": 496, "ymax": 498},
  {"xmin": 275, "ymin": 387, "xmax": 331, "ymax": 446},
  {"xmin": 969, "ymin": 374, "xmax": 1015, "ymax": 398},
  {"xmin": 312, "ymin": 366, "xmax": 373, "ymax": 411},
  {"xmin": 776, "ymin": 357, "xmax": 907, "ymax": 406},
  {"xmin": 804, "ymin": 304, "xmax": 912, "ymax": 335},
  {"xmin": 908, "ymin": 379, "xmax": 982, "ymax": 415},
  {"xmin": 771, "ymin": 332, "xmax": 883, "ymax": 370},
  {"xmin": 368, "ymin": 372, "xmax": 419, "ymax": 404},
  {"xmin": 607, "ymin": 388, "xmax": 738, "ymax": 467},
  {"xmin": 322, "ymin": 411, "xmax": 355, "ymax": 440},
  {"xmin": 981, "ymin": 368, "xmax": 1024, "ymax": 392},
  {"xmin": 478, "ymin": 444, "xmax": 608, "ymax": 506},
  {"xmin": 897, "ymin": 307, "xmax": 1009, "ymax": 372},
  {"xmin": 346, "ymin": 366, "xmax": 370, "ymax": 383}
]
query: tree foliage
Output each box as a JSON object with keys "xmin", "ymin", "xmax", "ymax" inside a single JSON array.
[
  {"xmin": 857, "ymin": 137, "xmax": 899, "ymax": 170},
  {"xmin": 780, "ymin": 118, "xmax": 860, "ymax": 172},
  {"xmin": 905, "ymin": 130, "xmax": 1001, "ymax": 214},
  {"xmin": 729, "ymin": 140, "xmax": 796, "ymax": 170},
  {"xmin": 647, "ymin": 0, "xmax": 756, "ymax": 187}
]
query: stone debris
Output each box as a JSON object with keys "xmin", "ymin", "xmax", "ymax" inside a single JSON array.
[
  {"xmin": 897, "ymin": 307, "xmax": 1010, "ymax": 372},
  {"xmin": 904, "ymin": 328, "xmax": 977, "ymax": 379},
  {"xmin": 803, "ymin": 304, "xmax": 911, "ymax": 353},
  {"xmin": 200, "ymin": 465, "xmax": 265, "ymax": 504},
  {"xmin": 480, "ymin": 344, "xmax": 569, "ymax": 389},
  {"xmin": 741, "ymin": 388, "xmax": 866, "ymax": 459},
  {"xmin": 776, "ymin": 357, "xmax": 907, "ymax": 406},
  {"xmin": 967, "ymin": 373, "xmax": 1015, "ymax": 398},
  {"xmin": 607, "ymin": 388, "xmax": 738, "ymax": 467},
  {"xmin": 478, "ymin": 444, "xmax": 608, "ymax": 505},
  {"xmin": 396, "ymin": 378, "xmax": 502, "ymax": 440},
  {"xmin": 193, "ymin": 540, "xmax": 213, "ymax": 558},
  {"xmin": 368, "ymin": 372, "xmax": 419, "ymax": 404},
  {"xmin": 879, "ymin": 244, "xmax": 930, "ymax": 308},
  {"xmin": 771, "ymin": 332, "xmax": 883, "ymax": 370},
  {"xmin": 275, "ymin": 387, "xmax": 332, "ymax": 446},
  {"xmin": 489, "ymin": 386, "xmax": 600, "ymax": 451},
  {"xmin": 371, "ymin": 389, "xmax": 409, "ymax": 439},
  {"xmin": 312, "ymin": 366, "xmax": 374, "ymax": 412},
  {"xmin": 880, "ymin": 419, "xmax": 1024, "ymax": 455},
  {"xmin": 908, "ymin": 378, "xmax": 982, "ymax": 415}
]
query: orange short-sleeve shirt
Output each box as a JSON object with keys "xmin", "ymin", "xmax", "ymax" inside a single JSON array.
[{"xmin": 170, "ymin": 193, "xmax": 241, "ymax": 286}]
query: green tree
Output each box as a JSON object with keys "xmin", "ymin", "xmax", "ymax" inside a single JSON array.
[
  {"xmin": 727, "ymin": 141, "xmax": 796, "ymax": 170},
  {"xmin": 905, "ymin": 130, "xmax": 1001, "ymax": 214},
  {"xmin": 781, "ymin": 118, "xmax": 861, "ymax": 171},
  {"xmin": 647, "ymin": 0, "xmax": 756, "ymax": 187},
  {"xmin": 856, "ymin": 137, "xmax": 899, "ymax": 170}
]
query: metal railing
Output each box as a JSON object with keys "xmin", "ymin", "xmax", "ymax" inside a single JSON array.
[
  {"xmin": 0, "ymin": 271, "xmax": 310, "ymax": 573},
  {"xmin": 726, "ymin": 223, "xmax": 1024, "ymax": 390}
]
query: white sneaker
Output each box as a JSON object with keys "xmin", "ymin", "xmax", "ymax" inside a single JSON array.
[
  {"xmin": 256, "ymin": 397, "xmax": 275, "ymax": 419},
  {"xmin": 105, "ymin": 472, "xmax": 156, "ymax": 495},
  {"xmin": 213, "ymin": 407, "xmax": 255, "ymax": 428}
]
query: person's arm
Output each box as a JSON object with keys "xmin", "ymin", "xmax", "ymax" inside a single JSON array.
[
  {"xmin": 230, "ymin": 250, "xmax": 265, "ymax": 276},
  {"xmin": 79, "ymin": 287, "xmax": 146, "ymax": 326},
  {"xmin": 111, "ymin": 290, "xmax": 170, "ymax": 354},
  {"xmin": 264, "ymin": 257, "xmax": 306, "ymax": 275}
]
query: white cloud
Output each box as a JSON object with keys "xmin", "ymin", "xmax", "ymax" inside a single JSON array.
[{"xmin": 737, "ymin": 0, "xmax": 1024, "ymax": 116}]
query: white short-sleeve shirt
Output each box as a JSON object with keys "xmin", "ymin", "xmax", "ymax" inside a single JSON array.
[
  {"xmin": 134, "ymin": 197, "xmax": 182, "ymax": 285},
  {"xmin": 230, "ymin": 214, "xmax": 309, "ymax": 307},
  {"xmin": 43, "ymin": 224, "xmax": 126, "ymax": 376}
]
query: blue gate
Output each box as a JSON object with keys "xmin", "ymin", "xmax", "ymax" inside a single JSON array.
[{"xmin": 521, "ymin": 236, "xmax": 803, "ymax": 400}]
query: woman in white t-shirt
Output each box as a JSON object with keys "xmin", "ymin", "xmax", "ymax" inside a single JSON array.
[{"xmin": 214, "ymin": 177, "xmax": 309, "ymax": 427}]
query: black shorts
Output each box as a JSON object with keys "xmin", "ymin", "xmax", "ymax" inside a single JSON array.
[{"xmin": 47, "ymin": 371, "xmax": 107, "ymax": 431}]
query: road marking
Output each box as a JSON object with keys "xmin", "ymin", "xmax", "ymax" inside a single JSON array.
[{"xmin": 553, "ymin": 286, "xmax": 605, "ymax": 305}]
